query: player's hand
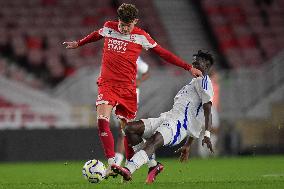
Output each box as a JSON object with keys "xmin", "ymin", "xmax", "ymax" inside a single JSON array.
[
  {"xmin": 62, "ymin": 41, "xmax": 79, "ymax": 49},
  {"xmin": 190, "ymin": 67, "xmax": 203, "ymax": 78},
  {"xmin": 175, "ymin": 146, "xmax": 190, "ymax": 163},
  {"xmin": 202, "ymin": 136, "xmax": 214, "ymax": 153}
]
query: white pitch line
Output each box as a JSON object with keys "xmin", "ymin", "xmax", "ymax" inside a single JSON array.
[{"xmin": 262, "ymin": 174, "xmax": 284, "ymax": 177}]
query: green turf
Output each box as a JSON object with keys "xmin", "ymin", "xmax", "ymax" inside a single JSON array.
[{"xmin": 0, "ymin": 156, "xmax": 284, "ymax": 189}]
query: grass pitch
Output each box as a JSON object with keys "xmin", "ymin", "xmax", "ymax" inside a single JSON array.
[{"xmin": 0, "ymin": 156, "xmax": 283, "ymax": 189}]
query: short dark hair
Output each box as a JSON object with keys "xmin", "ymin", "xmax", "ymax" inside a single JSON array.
[
  {"xmin": 193, "ymin": 50, "xmax": 214, "ymax": 65},
  {"xmin": 117, "ymin": 3, "xmax": 139, "ymax": 23}
]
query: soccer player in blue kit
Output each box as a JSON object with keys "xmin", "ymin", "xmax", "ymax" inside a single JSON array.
[{"xmin": 111, "ymin": 50, "xmax": 215, "ymax": 184}]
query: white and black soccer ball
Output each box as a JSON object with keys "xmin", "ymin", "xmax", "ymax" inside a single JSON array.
[{"xmin": 82, "ymin": 159, "xmax": 106, "ymax": 183}]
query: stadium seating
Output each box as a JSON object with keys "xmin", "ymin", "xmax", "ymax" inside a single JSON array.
[
  {"xmin": 0, "ymin": 0, "xmax": 169, "ymax": 88},
  {"xmin": 236, "ymin": 101, "xmax": 284, "ymax": 154},
  {"xmin": 201, "ymin": 0, "xmax": 284, "ymax": 68},
  {"xmin": 0, "ymin": 0, "xmax": 172, "ymax": 129},
  {"xmin": 271, "ymin": 103, "xmax": 284, "ymax": 126},
  {"xmin": 219, "ymin": 50, "xmax": 284, "ymax": 119},
  {"xmin": 154, "ymin": 0, "xmax": 213, "ymax": 64},
  {"xmin": 0, "ymin": 75, "xmax": 92, "ymax": 129}
]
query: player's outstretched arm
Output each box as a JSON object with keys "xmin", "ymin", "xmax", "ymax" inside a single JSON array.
[
  {"xmin": 202, "ymin": 102, "xmax": 214, "ymax": 153},
  {"xmin": 63, "ymin": 30, "xmax": 103, "ymax": 49},
  {"xmin": 62, "ymin": 41, "xmax": 79, "ymax": 49},
  {"xmin": 175, "ymin": 136, "xmax": 194, "ymax": 162},
  {"xmin": 151, "ymin": 45, "xmax": 203, "ymax": 77}
]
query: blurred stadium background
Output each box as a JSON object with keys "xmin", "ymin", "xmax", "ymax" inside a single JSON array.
[{"xmin": 0, "ymin": 0, "xmax": 283, "ymax": 162}]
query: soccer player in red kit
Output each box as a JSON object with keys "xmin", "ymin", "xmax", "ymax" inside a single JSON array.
[{"xmin": 63, "ymin": 3, "xmax": 202, "ymax": 174}]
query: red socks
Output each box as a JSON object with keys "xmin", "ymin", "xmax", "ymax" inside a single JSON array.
[
  {"xmin": 97, "ymin": 118, "xmax": 135, "ymax": 161},
  {"xmin": 124, "ymin": 136, "xmax": 134, "ymax": 160},
  {"xmin": 97, "ymin": 119, "xmax": 115, "ymax": 159}
]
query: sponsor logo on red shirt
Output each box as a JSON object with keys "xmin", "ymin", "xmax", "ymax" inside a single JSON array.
[{"xmin": 107, "ymin": 38, "xmax": 128, "ymax": 53}]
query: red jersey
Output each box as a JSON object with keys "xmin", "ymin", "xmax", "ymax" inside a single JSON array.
[
  {"xmin": 97, "ymin": 21, "xmax": 156, "ymax": 87},
  {"xmin": 78, "ymin": 21, "xmax": 192, "ymax": 89}
]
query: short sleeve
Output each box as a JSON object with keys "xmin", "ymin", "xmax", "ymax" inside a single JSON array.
[
  {"xmin": 141, "ymin": 31, "xmax": 157, "ymax": 50},
  {"xmin": 195, "ymin": 76, "xmax": 214, "ymax": 105},
  {"xmin": 98, "ymin": 21, "xmax": 112, "ymax": 37}
]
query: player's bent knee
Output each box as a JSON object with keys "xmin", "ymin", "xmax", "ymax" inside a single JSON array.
[
  {"xmin": 152, "ymin": 132, "xmax": 164, "ymax": 149},
  {"xmin": 124, "ymin": 125, "xmax": 136, "ymax": 136},
  {"xmin": 125, "ymin": 120, "xmax": 145, "ymax": 136},
  {"xmin": 127, "ymin": 120, "xmax": 145, "ymax": 131}
]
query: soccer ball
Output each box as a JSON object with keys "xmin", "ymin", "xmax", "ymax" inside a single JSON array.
[{"xmin": 82, "ymin": 159, "xmax": 106, "ymax": 183}]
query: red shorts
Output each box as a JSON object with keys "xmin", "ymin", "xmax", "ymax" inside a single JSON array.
[{"xmin": 96, "ymin": 85, "xmax": 137, "ymax": 120}]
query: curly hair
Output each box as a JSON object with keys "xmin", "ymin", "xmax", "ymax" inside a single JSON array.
[
  {"xmin": 117, "ymin": 3, "xmax": 139, "ymax": 23},
  {"xmin": 193, "ymin": 50, "xmax": 214, "ymax": 65}
]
